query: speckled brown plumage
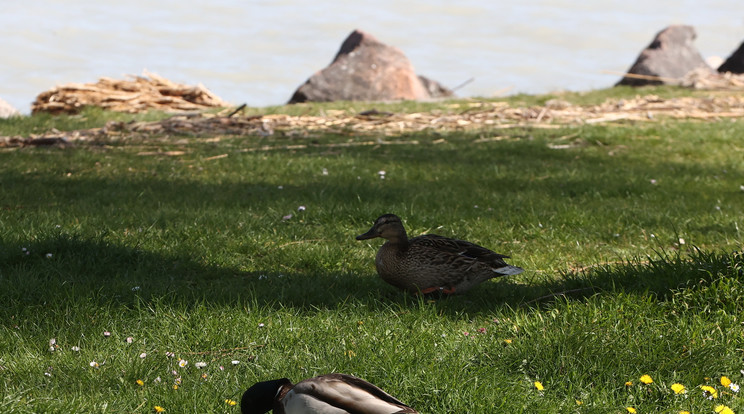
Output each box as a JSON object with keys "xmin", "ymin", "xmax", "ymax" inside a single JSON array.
[{"xmin": 356, "ymin": 214, "xmax": 523, "ymax": 295}]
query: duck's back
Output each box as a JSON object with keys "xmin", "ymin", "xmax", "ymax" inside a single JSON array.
[
  {"xmin": 283, "ymin": 374, "xmax": 417, "ymax": 414},
  {"xmin": 376, "ymin": 234, "xmax": 522, "ymax": 294},
  {"xmin": 410, "ymin": 234, "xmax": 512, "ymax": 266}
]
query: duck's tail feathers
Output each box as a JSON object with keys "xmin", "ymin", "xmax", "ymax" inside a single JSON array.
[{"xmin": 493, "ymin": 265, "xmax": 524, "ymax": 276}]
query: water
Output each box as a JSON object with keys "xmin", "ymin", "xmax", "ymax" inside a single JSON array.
[{"xmin": 1, "ymin": 1, "xmax": 743, "ymax": 114}]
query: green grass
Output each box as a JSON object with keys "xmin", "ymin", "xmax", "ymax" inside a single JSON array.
[
  {"xmin": 0, "ymin": 107, "xmax": 171, "ymax": 137},
  {"xmin": 1, "ymin": 89, "xmax": 744, "ymax": 413}
]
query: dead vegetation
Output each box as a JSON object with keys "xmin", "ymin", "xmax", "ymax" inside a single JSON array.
[
  {"xmin": 5, "ymin": 93, "xmax": 744, "ymax": 149},
  {"xmin": 682, "ymin": 68, "xmax": 744, "ymax": 90},
  {"xmin": 31, "ymin": 71, "xmax": 229, "ymax": 115}
]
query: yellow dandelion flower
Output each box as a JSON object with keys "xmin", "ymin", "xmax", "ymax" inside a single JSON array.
[
  {"xmin": 671, "ymin": 383, "xmax": 686, "ymax": 394},
  {"xmin": 679, "ymin": 411, "xmax": 690, "ymax": 414},
  {"xmin": 640, "ymin": 374, "xmax": 653, "ymax": 384},
  {"xmin": 136, "ymin": 379, "xmax": 144, "ymax": 386},
  {"xmin": 625, "ymin": 381, "xmax": 633, "ymax": 387},
  {"xmin": 575, "ymin": 400, "xmax": 582, "ymax": 405},
  {"xmin": 721, "ymin": 376, "xmax": 732, "ymax": 387},
  {"xmin": 504, "ymin": 339, "xmax": 513, "ymax": 344},
  {"xmin": 534, "ymin": 381, "xmax": 544, "ymax": 391},
  {"xmin": 172, "ymin": 384, "xmax": 179, "ymax": 390},
  {"xmin": 154, "ymin": 406, "xmax": 165, "ymax": 413},
  {"xmin": 626, "ymin": 407, "xmax": 637, "ymax": 413},
  {"xmin": 225, "ymin": 399, "xmax": 237, "ymax": 406},
  {"xmin": 714, "ymin": 405, "xmax": 734, "ymax": 414},
  {"xmin": 701, "ymin": 385, "xmax": 718, "ymax": 399}
]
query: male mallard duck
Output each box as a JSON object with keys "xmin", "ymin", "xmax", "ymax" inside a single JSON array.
[
  {"xmin": 240, "ymin": 373, "xmax": 418, "ymax": 414},
  {"xmin": 356, "ymin": 214, "xmax": 523, "ymax": 295}
]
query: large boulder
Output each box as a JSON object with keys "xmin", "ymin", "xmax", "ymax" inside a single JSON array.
[
  {"xmin": 717, "ymin": 41, "xmax": 744, "ymax": 73},
  {"xmin": 0, "ymin": 97, "xmax": 20, "ymax": 118},
  {"xmin": 616, "ymin": 25, "xmax": 712, "ymax": 86},
  {"xmin": 289, "ymin": 30, "xmax": 452, "ymax": 103}
]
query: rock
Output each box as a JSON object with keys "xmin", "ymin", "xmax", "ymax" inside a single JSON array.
[
  {"xmin": 616, "ymin": 25, "xmax": 712, "ymax": 86},
  {"xmin": 718, "ymin": 41, "xmax": 744, "ymax": 73},
  {"xmin": 289, "ymin": 29, "xmax": 452, "ymax": 103},
  {"xmin": 0, "ymin": 97, "xmax": 20, "ymax": 118}
]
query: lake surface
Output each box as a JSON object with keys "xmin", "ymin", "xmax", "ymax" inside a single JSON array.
[{"xmin": 1, "ymin": 1, "xmax": 743, "ymax": 113}]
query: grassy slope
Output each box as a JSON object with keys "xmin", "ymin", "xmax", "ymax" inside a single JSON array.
[{"xmin": 1, "ymin": 88, "xmax": 743, "ymax": 413}]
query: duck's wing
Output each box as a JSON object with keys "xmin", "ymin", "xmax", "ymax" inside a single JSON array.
[
  {"xmin": 283, "ymin": 374, "xmax": 418, "ymax": 414},
  {"xmin": 412, "ymin": 234, "xmax": 510, "ymax": 264}
]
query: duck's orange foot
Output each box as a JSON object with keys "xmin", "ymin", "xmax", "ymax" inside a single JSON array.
[{"xmin": 420, "ymin": 286, "xmax": 456, "ymax": 295}]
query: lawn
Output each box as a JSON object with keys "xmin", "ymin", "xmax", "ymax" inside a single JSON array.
[{"xmin": 1, "ymin": 88, "xmax": 743, "ymax": 413}]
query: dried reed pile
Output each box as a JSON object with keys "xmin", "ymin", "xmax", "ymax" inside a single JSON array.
[
  {"xmin": 31, "ymin": 71, "xmax": 229, "ymax": 115},
  {"xmin": 682, "ymin": 68, "xmax": 744, "ymax": 90}
]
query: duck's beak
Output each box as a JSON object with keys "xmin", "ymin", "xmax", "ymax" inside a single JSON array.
[{"xmin": 356, "ymin": 226, "xmax": 379, "ymax": 240}]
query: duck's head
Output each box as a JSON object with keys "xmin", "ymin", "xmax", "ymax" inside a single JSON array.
[
  {"xmin": 241, "ymin": 378, "xmax": 291, "ymax": 414},
  {"xmin": 356, "ymin": 214, "xmax": 408, "ymax": 242}
]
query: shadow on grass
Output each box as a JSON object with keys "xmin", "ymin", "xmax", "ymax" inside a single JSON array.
[
  {"xmin": 2, "ymin": 128, "xmax": 743, "ymax": 317},
  {"xmin": 0, "ymin": 233, "xmax": 374, "ymax": 309},
  {"xmin": 2, "ymin": 233, "xmax": 740, "ymax": 319},
  {"xmin": 515, "ymin": 248, "xmax": 744, "ymax": 308},
  {"xmin": 1, "ymin": 131, "xmax": 739, "ymax": 231}
]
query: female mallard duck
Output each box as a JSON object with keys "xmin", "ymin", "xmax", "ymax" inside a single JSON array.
[
  {"xmin": 240, "ymin": 373, "xmax": 418, "ymax": 414},
  {"xmin": 356, "ymin": 214, "xmax": 523, "ymax": 295}
]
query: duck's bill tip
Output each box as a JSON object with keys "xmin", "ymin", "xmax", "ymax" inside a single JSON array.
[{"xmin": 355, "ymin": 230, "xmax": 378, "ymax": 240}]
